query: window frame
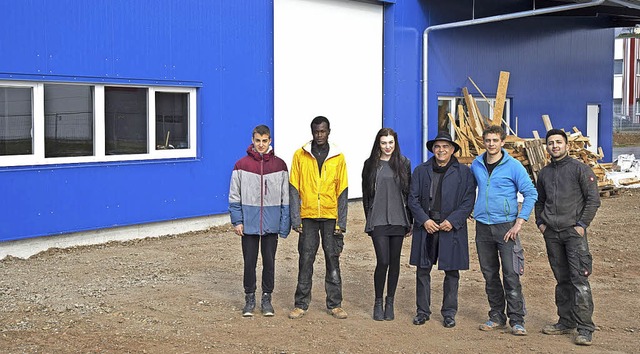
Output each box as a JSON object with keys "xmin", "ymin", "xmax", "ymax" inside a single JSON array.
[
  {"xmin": 0, "ymin": 81, "xmax": 197, "ymax": 167},
  {"xmin": 438, "ymin": 95, "xmax": 512, "ymax": 140}
]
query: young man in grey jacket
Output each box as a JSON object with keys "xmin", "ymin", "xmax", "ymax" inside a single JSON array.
[{"xmin": 535, "ymin": 129, "xmax": 601, "ymax": 346}]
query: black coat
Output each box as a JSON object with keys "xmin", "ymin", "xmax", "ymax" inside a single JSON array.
[
  {"xmin": 361, "ymin": 155, "xmax": 412, "ymax": 229},
  {"xmin": 408, "ymin": 157, "xmax": 476, "ymax": 270}
]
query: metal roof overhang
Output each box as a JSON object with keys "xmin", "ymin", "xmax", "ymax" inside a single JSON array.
[{"xmin": 544, "ymin": 0, "xmax": 640, "ymax": 27}]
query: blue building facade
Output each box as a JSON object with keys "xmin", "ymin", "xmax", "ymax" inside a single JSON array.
[{"xmin": 0, "ymin": 0, "xmax": 635, "ymax": 242}]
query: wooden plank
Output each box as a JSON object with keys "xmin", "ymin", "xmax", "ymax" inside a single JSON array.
[
  {"xmin": 462, "ymin": 88, "xmax": 484, "ymax": 137},
  {"xmin": 457, "ymin": 105, "xmax": 467, "ymax": 133},
  {"xmin": 472, "ymin": 97, "xmax": 486, "ymax": 130},
  {"xmin": 467, "ymin": 75, "xmax": 516, "ymax": 133},
  {"xmin": 492, "ymin": 71, "xmax": 510, "ymax": 124},
  {"xmin": 542, "ymin": 115, "xmax": 553, "ymax": 132},
  {"xmin": 532, "ymin": 130, "xmax": 540, "ymax": 140},
  {"xmin": 468, "ymin": 76, "xmax": 493, "ymax": 112}
]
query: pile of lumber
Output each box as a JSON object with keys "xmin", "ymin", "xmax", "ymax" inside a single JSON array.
[{"xmin": 449, "ymin": 71, "xmax": 615, "ymax": 196}]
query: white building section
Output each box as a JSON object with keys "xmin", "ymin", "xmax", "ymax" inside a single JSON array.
[{"xmin": 274, "ymin": 0, "xmax": 383, "ymax": 198}]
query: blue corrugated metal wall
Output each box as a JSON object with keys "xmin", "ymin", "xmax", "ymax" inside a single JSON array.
[
  {"xmin": 383, "ymin": 3, "xmax": 614, "ymax": 164},
  {"xmin": 0, "ymin": 0, "xmax": 274, "ymax": 241},
  {"xmin": 426, "ymin": 17, "xmax": 614, "ymax": 160},
  {"xmin": 0, "ymin": 0, "xmax": 616, "ymax": 242},
  {"xmin": 383, "ymin": 2, "xmax": 429, "ymax": 166}
]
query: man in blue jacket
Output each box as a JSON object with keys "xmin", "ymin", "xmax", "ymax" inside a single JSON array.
[
  {"xmin": 229, "ymin": 125, "xmax": 291, "ymax": 317},
  {"xmin": 470, "ymin": 125, "xmax": 537, "ymax": 336}
]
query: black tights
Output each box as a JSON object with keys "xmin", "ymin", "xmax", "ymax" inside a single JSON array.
[{"xmin": 372, "ymin": 235, "xmax": 404, "ymax": 298}]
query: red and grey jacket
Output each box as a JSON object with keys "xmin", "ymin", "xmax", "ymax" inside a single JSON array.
[{"xmin": 229, "ymin": 145, "xmax": 291, "ymax": 237}]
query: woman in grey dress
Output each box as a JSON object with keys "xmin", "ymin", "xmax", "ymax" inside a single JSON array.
[{"xmin": 361, "ymin": 128, "xmax": 412, "ymax": 321}]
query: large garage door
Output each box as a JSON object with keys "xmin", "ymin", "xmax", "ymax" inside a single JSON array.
[{"xmin": 274, "ymin": 0, "xmax": 383, "ymax": 198}]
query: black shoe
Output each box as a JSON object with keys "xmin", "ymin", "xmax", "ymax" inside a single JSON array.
[
  {"xmin": 373, "ymin": 298, "xmax": 384, "ymax": 321},
  {"xmin": 413, "ymin": 313, "xmax": 430, "ymax": 325},
  {"xmin": 242, "ymin": 293, "xmax": 256, "ymax": 317},
  {"xmin": 261, "ymin": 293, "xmax": 274, "ymax": 316},
  {"xmin": 575, "ymin": 329, "xmax": 593, "ymax": 346},
  {"xmin": 443, "ymin": 317, "xmax": 456, "ymax": 328},
  {"xmin": 384, "ymin": 296, "xmax": 394, "ymax": 321}
]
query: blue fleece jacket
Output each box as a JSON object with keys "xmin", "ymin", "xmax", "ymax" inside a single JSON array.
[{"xmin": 470, "ymin": 149, "xmax": 538, "ymax": 225}]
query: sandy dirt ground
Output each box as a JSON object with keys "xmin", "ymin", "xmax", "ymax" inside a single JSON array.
[{"xmin": 1, "ymin": 190, "xmax": 639, "ymax": 353}]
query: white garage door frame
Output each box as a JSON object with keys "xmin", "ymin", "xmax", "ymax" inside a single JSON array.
[{"xmin": 274, "ymin": 0, "xmax": 384, "ymax": 198}]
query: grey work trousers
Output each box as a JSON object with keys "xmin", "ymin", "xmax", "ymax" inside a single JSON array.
[
  {"xmin": 544, "ymin": 227, "xmax": 595, "ymax": 333},
  {"xmin": 475, "ymin": 221, "xmax": 526, "ymax": 326},
  {"xmin": 294, "ymin": 219, "xmax": 344, "ymax": 310}
]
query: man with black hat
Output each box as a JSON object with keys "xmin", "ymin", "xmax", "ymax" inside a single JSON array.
[
  {"xmin": 407, "ymin": 131, "xmax": 476, "ymax": 328},
  {"xmin": 470, "ymin": 125, "xmax": 538, "ymax": 336},
  {"xmin": 535, "ymin": 129, "xmax": 600, "ymax": 346}
]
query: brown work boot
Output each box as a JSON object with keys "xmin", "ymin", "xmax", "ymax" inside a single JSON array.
[
  {"xmin": 542, "ymin": 323, "xmax": 576, "ymax": 335},
  {"xmin": 288, "ymin": 307, "xmax": 306, "ymax": 319},
  {"xmin": 329, "ymin": 307, "xmax": 348, "ymax": 319}
]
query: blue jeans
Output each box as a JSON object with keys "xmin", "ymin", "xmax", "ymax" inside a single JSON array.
[
  {"xmin": 544, "ymin": 227, "xmax": 595, "ymax": 333},
  {"xmin": 475, "ymin": 221, "xmax": 526, "ymax": 326},
  {"xmin": 294, "ymin": 219, "xmax": 344, "ymax": 310}
]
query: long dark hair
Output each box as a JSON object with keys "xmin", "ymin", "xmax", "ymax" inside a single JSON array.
[{"xmin": 366, "ymin": 128, "xmax": 409, "ymax": 187}]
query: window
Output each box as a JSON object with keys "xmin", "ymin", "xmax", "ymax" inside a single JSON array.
[
  {"xmin": 155, "ymin": 92, "xmax": 189, "ymax": 150},
  {"xmin": 1, "ymin": 85, "xmax": 33, "ymax": 156},
  {"xmin": 614, "ymin": 99, "xmax": 623, "ymax": 114},
  {"xmin": 105, "ymin": 87, "xmax": 148, "ymax": 155},
  {"xmin": 0, "ymin": 81, "xmax": 197, "ymax": 167},
  {"xmin": 438, "ymin": 96, "xmax": 511, "ymax": 138},
  {"xmin": 45, "ymin": 84, "xmax": 94, "ymax": 158},
  {"xmin": 614, "ymin": 59, "xmax": 623, "ymax": 75}
]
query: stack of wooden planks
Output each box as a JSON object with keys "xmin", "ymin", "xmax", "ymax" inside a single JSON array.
[{"xmin": 449, "ymin": 71, "xmax": 616, "ymax": 196}]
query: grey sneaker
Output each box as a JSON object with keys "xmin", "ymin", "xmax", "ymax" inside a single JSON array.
[
  {"xmin": 261, "ymin": 293, "xmax": 274, "ymax": 317},
  {"xmin": 542, "ymin": 323, "xmax": 576, "ymax": 335},
  {"xmin": 242, "ymin": 293, "xmax": 255, "ymax": 317},
  {"xmin": 511, "ymin": 324, "xmax": 527, "ymax": 336},
  {"xmin": 479, "ymin": 319, "xmax": 506, "ymax": 331},
  {"xmin": 575, "ymin": 329, "xmax": 593, "ymax": 346}
]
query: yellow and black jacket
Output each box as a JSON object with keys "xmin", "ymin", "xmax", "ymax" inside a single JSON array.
[{"xmin": 289, "ymin": 141, "xmax": 348, "ymax": 232}]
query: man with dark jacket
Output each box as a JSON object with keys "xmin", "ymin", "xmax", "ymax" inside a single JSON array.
[
  {"xmin": 229, "ymin": 125, "xmax": 290, "ymax": 317},
  {"xmin": 408, "ymin": 131, "xmax": 476, "ymax": 328},
  {"xmin": 535, "ymin": 129, "xmax": 601, "ymax": 346}
]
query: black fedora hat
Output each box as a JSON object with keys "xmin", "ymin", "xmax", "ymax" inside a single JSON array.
[{"xmin": 426, "ymin": 131, "xmax": 460, "ymax": 153}]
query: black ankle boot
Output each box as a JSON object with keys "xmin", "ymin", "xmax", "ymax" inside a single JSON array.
[
  {"xmin": 373, "ymin": 298, "xmax": 384, "ymax": 321},
  {"xmin": 261, "ymin": 292, "xmax": 274, "ymax": 316},
  {"xmin": 384, "ymin": 296, "xmax": 394, "ymax": 320},
  {"xmin": 242, "ymin": 293, "xmax": 255, "ymax": 317}
]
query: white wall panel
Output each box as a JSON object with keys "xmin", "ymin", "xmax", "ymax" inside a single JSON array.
[
  {"xmin": 614, "ymin": 76, "xmax": 623, "ymax": 98},
  {"xmin": 274, "ymin": 0, "xmax": 383, "ymax": 199}
]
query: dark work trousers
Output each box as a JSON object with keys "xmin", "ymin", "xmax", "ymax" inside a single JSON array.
[
  {"xmin": 371, "ymin": 235, "xmax": 405, "ymax": 298},
  {"xmin": 544, "ymin": 227, "xmax": 595, "ymax": 333},
  {"xmin": 416, "ymin": 265, "xmax": 460, "ymax": 318},
  {"xmin": 475, "ymin": 221, "xmax": 526, "ymax": 326},
  {"xmin": 241, "ymin": 233, "xmax": 278, "ymax": 294},
  {"xmin": 294, "ymin": 219, "xmax": 344, "ymax": 310}
]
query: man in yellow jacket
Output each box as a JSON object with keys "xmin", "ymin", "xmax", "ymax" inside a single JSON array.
[{"xmin": 288, "ymin": 116, "xmax": 349, "ymax": 320}]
